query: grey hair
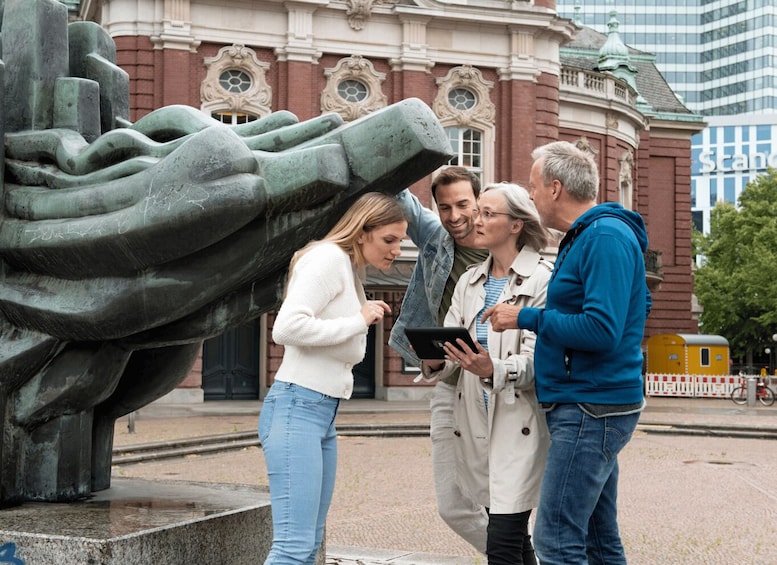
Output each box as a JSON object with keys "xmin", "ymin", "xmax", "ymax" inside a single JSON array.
[
  {"xmin": 531, "ymin": 141, "xmax": 599, "ymax": 201},
  {"xmin": 482, "ymin": 182, "xmax": 550, "ymax": 251}
]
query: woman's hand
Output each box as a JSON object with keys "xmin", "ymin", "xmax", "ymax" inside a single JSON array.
[
  {"xmin": 361, "ymin": 300, "xmax": 391, "ymax": 326},
  {"xmin": 442, "ymin": 338, "xmax": 494, "ymax": 380},
  {"xmin": 421, "ymin": 360, "xmax": 445, "ymax": 373}
]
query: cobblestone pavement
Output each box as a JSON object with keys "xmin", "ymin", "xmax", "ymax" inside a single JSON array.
[{"xmin": 113, "ymin": 397, "xmax": 777, "ymax": 564}]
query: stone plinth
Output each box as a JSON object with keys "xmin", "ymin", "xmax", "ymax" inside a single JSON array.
[{"xmin": 0, "ymin": 479, "xmax": 276, "ymax": 564}]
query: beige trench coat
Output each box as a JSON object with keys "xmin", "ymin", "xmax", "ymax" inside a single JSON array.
[{"xmin": 427, "ymin": 246, "xmax": 551, "ymax": 514}]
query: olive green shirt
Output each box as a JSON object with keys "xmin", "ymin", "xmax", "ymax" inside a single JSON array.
[{"xmin": 439, "ymin": 245, "xmax": 488, "ymax": 385}]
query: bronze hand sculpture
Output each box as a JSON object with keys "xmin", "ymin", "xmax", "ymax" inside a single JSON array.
[{"xmin": 0, "ymin": 0, "xmax": 451, "ymax": 505}]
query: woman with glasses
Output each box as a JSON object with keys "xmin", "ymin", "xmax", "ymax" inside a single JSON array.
[{"xmin": 420, "ymin": 183, "xmax": 553, "ymax": 565}]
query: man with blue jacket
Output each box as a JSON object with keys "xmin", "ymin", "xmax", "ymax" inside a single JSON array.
[
  {"xmin": 484, "ymin": 141, "xmax": 651, "ymax": 565},
  {"xmin": 389, "ymin": 167, "xmax": 489, "ymax": 553}
]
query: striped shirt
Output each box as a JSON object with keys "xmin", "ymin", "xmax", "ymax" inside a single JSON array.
[
  {"xmin": 477, "ymin": 273, "xmax": 508, "ymax": 413},
  {"xmin": 476, "ymin": 273, "xmax": 509, "ymax": 350}
]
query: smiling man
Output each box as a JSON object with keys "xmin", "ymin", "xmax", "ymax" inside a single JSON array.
[{"xmin": 389, "ymin": 167, "xmax": 489, "ymax": 554}]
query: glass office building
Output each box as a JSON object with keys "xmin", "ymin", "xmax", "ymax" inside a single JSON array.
[
  {"xmin": 692, "ymin": 115, "xmax": 777, "ymax": 233},
  {"xmin": 558, "ymin": 1, "xmax": 777, "ymax": 233}
]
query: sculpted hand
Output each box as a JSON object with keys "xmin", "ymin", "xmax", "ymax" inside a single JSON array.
[
  {"xmin": 481, "ymin": 303, "xmax": 521, "ymax": 332},
  {"xmin": 442, "ymin": 338, "xmax": 494, "ymax": 380},
  {"xmin": 0, "ymin": 7, "xmax": 454, "ymax": 505}
]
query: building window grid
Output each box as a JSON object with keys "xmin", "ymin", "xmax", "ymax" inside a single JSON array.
[
  {"xmin": 701, "ymin": 1, "xmax": 748, "ymax": 25},
  {"xmin": 562, "ymin": 1, "xmax": 777, "ymax": 227},
  {"xmin": 558, "ymin": 2, "xmax": 777, "ymax": 116},
  {"xmin": 219, "ymin": 70, "xmax": 253, "ymax": 94},
  {"xmin": 709, "ymin": 178, "xmax": 717, "ymax": 207},
  {"xmin": 724, "ymin": 177, "xmax": 736, "ymax": 204},
  {"xmin": 446, "ymin": 127, "xmax": 483, "ymax": 174},
  {"xmin": 692, "ymin": 119, "xmax": 777, "ymax": 233},
  {"xmin": 448, "ymin": 88, "xmax": 477, "ymax": 111},
  {"xmin": 337, "ymin": 79, "xmax": 369, "ymax": 103},
  {"xmin": 432, "ymin": 65, "xmax": 495, "ymax": 183}
]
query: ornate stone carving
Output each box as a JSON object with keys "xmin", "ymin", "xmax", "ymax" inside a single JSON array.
[
  {"xmin": 201, "ymin": 44, "xmax": 272, "ymax": 119},
  {"xmin": 575, "ymin": 136, "xmax": 600, "ymax": 156},
  {"xmin": 321, "ymin": 55, "xmax": 387, "ymax": 121},
  {"xmin": 606, "ymin": 111, "xmax": 619, "ymax": 130},
  {"xmin": 432, "ymin": 65, "xmax": 496, "ymax": 126},
  {"xmin": 346, "ymin": 0, "xmax": 374, "ymax": 30},
  {"xmin": 431, "ymin": 65, "xmax": 496, "ymax": 180},
  {"xmin": 619, "ymin": 148, "xmax": 634, "ymax": 208},
  {"xmin": 344, "ymin": 0, "xmax": 399, "ymax": 31}
]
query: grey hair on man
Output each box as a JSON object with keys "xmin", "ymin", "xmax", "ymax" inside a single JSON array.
[{"xmin": 530, "ymin": 141, "xmax": 599, "ymax": 201}]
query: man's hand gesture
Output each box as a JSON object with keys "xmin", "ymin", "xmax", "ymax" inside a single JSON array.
[{"xmin": 481, "ymin": 304, "xmax": 521, "ymax": 332}]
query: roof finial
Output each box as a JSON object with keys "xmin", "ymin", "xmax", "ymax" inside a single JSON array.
[
  {"xmin": 573, "ymin": 0, "xmax": 582, "ymax": 27},
  {"xmin": 598, "ymin": 10, "xmax": 630, "ymax": 65},
  {"xmin": 596, "ymin": 11, "xmax": 650, "ymax": 109}
]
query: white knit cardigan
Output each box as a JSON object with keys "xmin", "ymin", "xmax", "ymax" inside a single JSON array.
[{"xmin": 272, "ymin": 242, "xmax": 369, "ymax": 399}]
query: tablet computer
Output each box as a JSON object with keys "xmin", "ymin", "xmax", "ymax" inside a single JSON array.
[{"xmin": 404, "ymin": 327, "xmax": 477, "ymax": 359}]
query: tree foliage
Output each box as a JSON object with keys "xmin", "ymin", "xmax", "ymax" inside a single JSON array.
[{"xmin": 694, "ymin": 168, "xmax": 777, "ymax": 361}]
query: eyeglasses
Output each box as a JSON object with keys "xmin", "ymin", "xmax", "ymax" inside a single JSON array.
[{"xmin": 473, "ymin": 208, "xmax": 514, "ymax": 221}]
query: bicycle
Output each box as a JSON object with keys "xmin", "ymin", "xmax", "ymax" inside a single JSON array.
[{"xmin": 730, "ymin": 376, "xmax": 775, "ymax": 406}]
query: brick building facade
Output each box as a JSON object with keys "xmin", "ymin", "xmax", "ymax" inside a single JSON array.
[{"xmin": 80, "ymin": 0, "xmax": 705, "ymax": 402}]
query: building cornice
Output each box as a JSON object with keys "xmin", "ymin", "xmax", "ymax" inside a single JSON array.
[
  {"xmin": 646, "ymin": 115, "xmax": 708, "ymax": 138},
  {"xmin": 86, "ymin": 0, "xmax": 574, "ymax": 71}
]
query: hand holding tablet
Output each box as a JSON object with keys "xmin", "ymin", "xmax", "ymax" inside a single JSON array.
[{"xmin": 404, "ymin": 327, "xmax": 477, "ymax": 360}]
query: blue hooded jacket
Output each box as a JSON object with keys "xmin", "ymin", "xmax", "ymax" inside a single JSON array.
[{"xmin": 518, "ymin": 202, "xmax": 652, "ymax": 404}]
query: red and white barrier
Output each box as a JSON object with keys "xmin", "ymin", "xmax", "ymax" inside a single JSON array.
[
  {"xmin": 695, "ymin": 375, "xmax": 738, "ymax": 398},
  {"xmin": 644, "ymin": 373, "xmax": 740, "ymax": 398}
]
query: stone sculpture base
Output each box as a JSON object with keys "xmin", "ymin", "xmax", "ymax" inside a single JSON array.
[{"xmin": 0, "ymin": 478, "xmax": 313, "ymax": 564}]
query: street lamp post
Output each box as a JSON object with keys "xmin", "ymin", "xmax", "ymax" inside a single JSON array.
[{"xmin": 772, "ymin": 334, "xmax": 777, "ymax": 377}]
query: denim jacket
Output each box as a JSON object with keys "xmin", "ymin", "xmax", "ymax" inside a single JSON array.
[{"xmin": 388, "ymin": 190, "xmax": 455, "ymax": 367}]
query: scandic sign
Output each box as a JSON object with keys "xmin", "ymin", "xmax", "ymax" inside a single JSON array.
[{"xmin": 698, "ymin": 150, "xmax": 777, "ymax": 174}]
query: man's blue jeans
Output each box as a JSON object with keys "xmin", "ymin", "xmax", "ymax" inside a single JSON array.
[
  {"xmin": 259, "ymin": 381, "xmax": 340, "ymax": 565},
  {"xmin": 533, "ymin": 403, "xmax": 639, "ymax": 565}
]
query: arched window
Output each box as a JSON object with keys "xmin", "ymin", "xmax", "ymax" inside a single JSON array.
[
  {"xmin": 337, "ymin": 79, "xmax": 369, "ymax": 103},
  {"xmin": 201, "ymin": 44, "xmax": 272, "ymax": 121},
  {"xmin": 446, "ymin": 126, "xmax": 483, "ymax": 179},
  {"xmin": 432, "ymin": 66, "xmax": 495, "ymax": 183},
  {"xmin": 211, "ymin": 111, "xmax": 258, "ymax": 125},
  {"xmin": 321, "ymin": 55, "xmax": 387, "ymax": 121}
]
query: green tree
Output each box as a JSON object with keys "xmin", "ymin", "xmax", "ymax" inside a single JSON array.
[{"xmin": 694, "ymin": 168, "xmax": 777, "ymax": 364}]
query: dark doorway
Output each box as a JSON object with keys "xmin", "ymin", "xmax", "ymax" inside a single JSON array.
[
  {"xmin": 202, "ymin": 320, "xmax": 260, "ymax": 400},
  {"xmin": 352, "ymin": 325, "xmax": 376, "ymax": 398}
]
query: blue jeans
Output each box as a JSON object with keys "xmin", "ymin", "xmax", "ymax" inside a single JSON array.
[
  {"xmin": 533, "ymin": 403, "xmax": 639, "ymax": 565},
  {"xmin": 258, "ymin": 381, "xmax": 340, "ymax": 565}
]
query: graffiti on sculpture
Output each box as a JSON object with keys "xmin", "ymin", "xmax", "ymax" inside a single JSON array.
[
  {"xmin": 0, "ymin": 0, "xmax": 451, "ymax": 505},
  {"xmin": 0, "ymin": 542, "xmax": 24, "ymax": 565}
]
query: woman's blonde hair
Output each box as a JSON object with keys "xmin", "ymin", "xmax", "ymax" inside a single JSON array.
[
  {"xmin": 482, "ymin": 182, "xmax": 550, "ymax": 251},
  {"xmin": 287, "ymin": 191, "xmax": 407, "ymax": 279}
]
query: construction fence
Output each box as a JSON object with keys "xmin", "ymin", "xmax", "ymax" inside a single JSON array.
[{"xmin": 644, "ymin": 373, "xmax": 747, "ymax": 398}]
